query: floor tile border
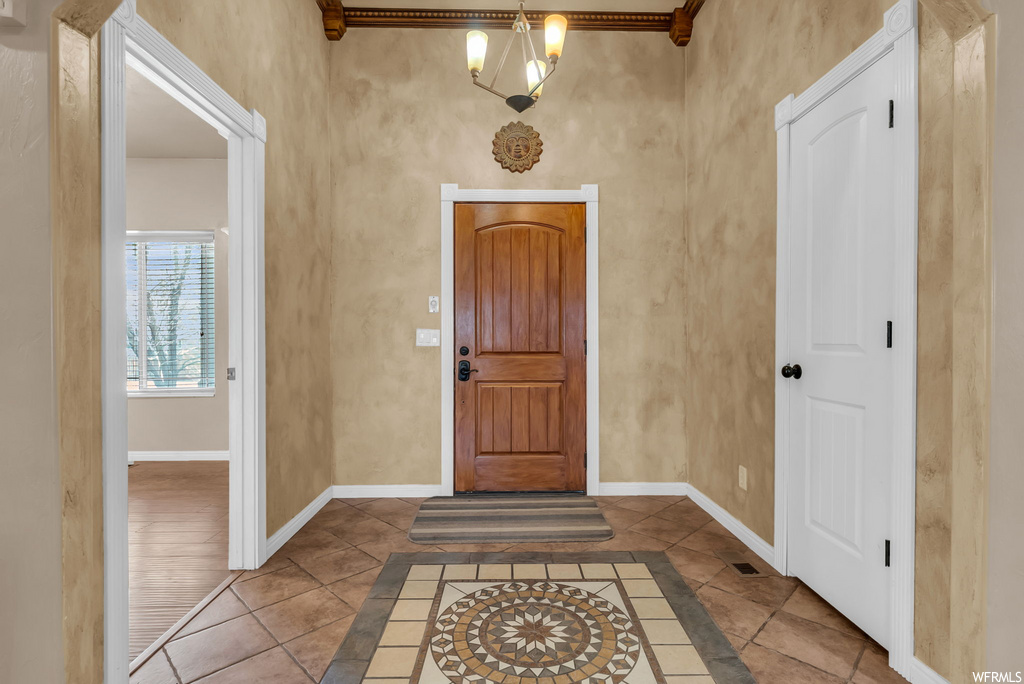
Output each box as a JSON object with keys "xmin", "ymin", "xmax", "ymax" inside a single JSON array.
[{"xmin": 321, "ymin": 551, "xmax": 755, "ymax": 684}]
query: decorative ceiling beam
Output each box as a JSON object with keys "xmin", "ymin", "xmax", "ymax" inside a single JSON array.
[
  {"xmin": 316, "ymin": 0, "xmax": 347, "ymax": 40},
  {"xmin": 669, "ymin": 0, "xmax": 704, "ymax": 46},
  {"xmin": 316, "ymin": 2, "xmax": 703, "ymax": 45}
]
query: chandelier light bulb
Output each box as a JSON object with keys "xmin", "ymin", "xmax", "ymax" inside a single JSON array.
[
  {"xmin": 544, "ymin": 14, "xmax": 567, "ymax": 59},
  {"xmin": 527, "ymin": 60, "xmax": 547, "ymax": 97},
  {"xmin": 467, "ymin": 31, "xmax": 488, "ymax": 75}
]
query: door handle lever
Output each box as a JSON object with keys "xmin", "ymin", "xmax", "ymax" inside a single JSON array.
[{"xmin": 458, "ymin": 360, "xmax": 479, "ymax": 382}]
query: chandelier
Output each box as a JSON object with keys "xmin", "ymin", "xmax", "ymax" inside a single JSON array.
[{"xmin": 466, "ymin": 2, "xmax": 568, "ymax": 113}]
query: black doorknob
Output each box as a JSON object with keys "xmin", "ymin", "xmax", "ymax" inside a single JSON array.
[
  {"xmin": 458, "ymin": 360, "xmax": 479, "ymax": 382},
  {"xmin": 781, "ymin": 364, "xmax": 803, "ymax": 379}
]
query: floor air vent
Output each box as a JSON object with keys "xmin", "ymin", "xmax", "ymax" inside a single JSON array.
[{"xmin": 715, "ymin": 551, "xmax": 768, "ymax": 578}]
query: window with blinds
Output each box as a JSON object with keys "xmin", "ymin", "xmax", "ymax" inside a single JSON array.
[{"xmin": 126, "ymin": 231, "xmax": 216, "ymax": 395}]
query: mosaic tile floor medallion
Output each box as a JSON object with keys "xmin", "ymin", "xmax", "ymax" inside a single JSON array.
[{"xmin": 322, "ymin": 552, "xmax": 755, "ymax": 684}]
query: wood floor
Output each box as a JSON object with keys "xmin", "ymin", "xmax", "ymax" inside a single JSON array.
[{"xmin": 129, "ymin": 461, "xmax": 231, "ymax": 661}]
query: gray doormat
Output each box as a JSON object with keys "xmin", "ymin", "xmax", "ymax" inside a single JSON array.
[{"xmin": 407, "ymin": 494, "xmax": 615, "ymax": 544}]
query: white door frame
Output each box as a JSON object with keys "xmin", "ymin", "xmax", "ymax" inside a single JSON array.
[
  {"xmin": 101, "ymin": 1, "xmax": 267, "ymax": 680},
  {"xmin": 774, "ymin": 0, "xmax": 918, "ymax": 677},
  {"xmin": 439, "ymin": 185, "xmax": 600, "ymax": 496}
]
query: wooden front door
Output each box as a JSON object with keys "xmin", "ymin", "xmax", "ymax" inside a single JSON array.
[{"xmin": 454, "ymin": 203, "xmax": 587, "ymax": 492}]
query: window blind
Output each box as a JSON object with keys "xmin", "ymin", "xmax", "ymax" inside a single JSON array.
[{"xmin": 126, "ymin": 231, "xmax": 216, "ymax": 393}]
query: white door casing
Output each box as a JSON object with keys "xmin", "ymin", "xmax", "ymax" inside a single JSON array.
[
  {"xmin": 101, "ymin": 1, "xmax": 267, "ymax": 681},
  {"xmin": 440, "ymin": 185, "xmax": 600, "ymax": 496},
  {"xmin": 776, "ymin": 0, "xmax": 918, "ymax": 677},
  {"xmin": 786, "ymin": 50, "xmax": 896, "ymax": 648}
]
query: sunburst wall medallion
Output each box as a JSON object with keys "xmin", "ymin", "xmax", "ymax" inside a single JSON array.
[{"xmin": 493, "ymin": 121, "xmax": 543, "ymax": 173}]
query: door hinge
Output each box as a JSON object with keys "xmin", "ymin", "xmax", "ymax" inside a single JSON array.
[
  {"xmin": 584, "ymin": 225, "xmax": 587, "ymax": 243},
  {"xmin": 887, "ymin": 321, "xmax": 893, "ymax": 349},
  {"xmin": 584, "ymin": 339, "xmax": 588, "ymax": 356},
  {"xmin": 888, "ymin": 99, "xmax": 895, "ymax": 128},
  {"xmin": 584, "ymin": 451, "xmax": 588, "ymax": 468},
  {"xmin": 885, "ymin": 539, "xmax": 891, "ymax": 567},
  {"xmin": 226, "ymin": 367, "xmax": 236, "ymax": 381}
]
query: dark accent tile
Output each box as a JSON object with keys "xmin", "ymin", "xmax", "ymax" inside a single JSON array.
[
  {"xmin": 548, "ymin": 551, "xmax": 635, "ymax": 563},
  {"xmin": 631, "ymin": 551, "xmax": 671, "ymax": 563},
  {"xmin": 704, "ymin": 653, "xmax": 761, "ymax": 684},
  {"xmin": 386, "ymin": 552, "xmax": 472, "ymax": 565},
  {"xmin": 469, "ymin": 551, "xmax": 553, "ymax": 563},
  {"xmin": 331, "ymin": 598, "xmax": 394, "ymax": 662},
  {"xmin": 320, "ymin": 659, "xmax": 368, "ymax": 684},
  {"xmin": 648, "ymin": 562, "xmax": 747, "ymax": 669},
  {"xmin": 365, "ymin": 562, "xmax": 410, "ymax": 599}
]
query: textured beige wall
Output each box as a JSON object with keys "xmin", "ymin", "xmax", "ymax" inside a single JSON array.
[
  {"xmin": 126, "ymin": 159, "xmax": 230, "ymax": 453},
  {"xmin": 0, "ymin": 2, "xmax": 64, "ymax": 682},
  {"xmin": 329, "ymin": 29, "xmax": 688, "ymax": 487},
  {"xmin": 915, "ymin": 4, "xmax": 956, "ymax": 672},
  {"xmin": 683, "ymin": 0, "xmax": 893, "ymax": 544},
  {"xmin": 684, "ymin": 0, "xmax": 994, "ymax": 677},
  {"xmin": 137, "ymin": 0, "xmax": 334, "ymax": 534},
  {"xmin": 986, "ymin": 0, "xmax": 1024, "ymax": 670}
]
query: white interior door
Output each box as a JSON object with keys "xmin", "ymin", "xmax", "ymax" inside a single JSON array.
[{"xmin": 784, "ymin": 50, "xmax": 896, "ymax": 648}]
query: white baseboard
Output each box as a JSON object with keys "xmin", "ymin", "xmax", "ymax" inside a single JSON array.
[
  {"xmin": 265, "ymin": 485, "xmax": 333, "ymax": 559},
  {"xmin": 598, "ymin": 482, "xmax": 691, "ymax": 496},
  {"xmin": 332, "ymin": 484, "xmax": 445, "ymax": 498},
  {"xmin": 129, "ymin": 450, "xmax": 229, "ymax": 462},
  {"xmin": 682, "ymin": 484, "xmax": 777, "ymax": 569},
  {"xmin": 908, "ymin": 657, "xmax": 949, "ymax": 684}
]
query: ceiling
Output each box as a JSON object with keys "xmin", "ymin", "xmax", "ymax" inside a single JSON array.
[
  {"xmin": 353, "ymin": 0, "xmax": 682, "ymax": 11},
  {"xmin": 126, "ymin": 65, "xmax": 227, "ymax": 159}
]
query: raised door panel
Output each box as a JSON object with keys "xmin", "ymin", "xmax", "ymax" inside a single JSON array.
[{"xmin": 476, "ymin": 227, "xmax": 562, "ymax": 354}]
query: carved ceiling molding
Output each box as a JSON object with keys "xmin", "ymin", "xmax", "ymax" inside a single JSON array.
[{"xmin": 316, "ymin": 1, "xmax": 703, "ymax": 45}]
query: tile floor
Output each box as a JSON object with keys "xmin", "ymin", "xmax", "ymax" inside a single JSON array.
[
  {"xmin": 130, "ymin": 495, "xmax": 909, "ymax": 684},
  {"xmin": 129, "ymin": 461, "xmax": 231, "ymax": 661}
]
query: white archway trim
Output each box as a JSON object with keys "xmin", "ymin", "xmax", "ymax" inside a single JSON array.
[{"xmin": 102, "ymin": 1, "xmax": 266, "ymax": 680}]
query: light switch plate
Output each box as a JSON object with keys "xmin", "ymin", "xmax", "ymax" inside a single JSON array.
[
  {"xmin": 416, "ymin": 328, "xmax": 441, "ymax": 347},
  {"xmin": 428, "ymin": 296, "xmax": 440, "ymax": 313},
  {"xmin": 0, "ymin": 0, "xmax": 27, "ymax": 27},
  {"xmin": 738, "ymin": 465, "xmax": 748, "ymax": 491}
]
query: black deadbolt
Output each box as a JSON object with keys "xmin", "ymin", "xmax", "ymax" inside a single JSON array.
[{"xmin": 459, "ymin": 346, "xmax": 470, "ymax": 356}]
